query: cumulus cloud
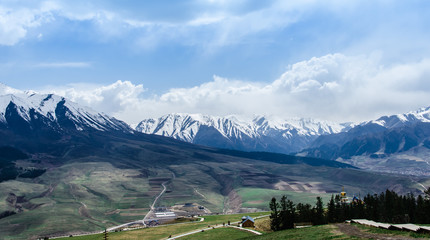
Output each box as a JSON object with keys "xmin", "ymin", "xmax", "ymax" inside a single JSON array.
[
  {"xmin": 40, "ymin": 54, "xmax": 430, "ymax": 125},
  {"xmin": 0, "ymin": 3, "xmax": 56, "ymax": 45},
  {"xmin": 46, "ymin": 80, "xmax": 145, "ymax": 116}
]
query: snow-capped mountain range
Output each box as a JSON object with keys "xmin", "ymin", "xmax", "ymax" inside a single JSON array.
[
  {"xmin": 135, "ymin": 113, "xmax": 354, "ymax": 153},
  {"xmin": 369, "ymin": 106, "xmax": 430, "ymax": 128},
  {"xmin": 136, "ymin": 107, "xmax": 430, "ymax": 155},
  {"xmin": 3, "ymin": 82, "xmax": 430, "ymax": 160},
  {"xmin": 0, "ymin": 83, "xmax": 131, "ymax": 133}
]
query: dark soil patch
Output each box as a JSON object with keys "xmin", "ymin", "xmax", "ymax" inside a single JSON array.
[{"xmin": 335, "ymin": 223, "xmax": 426, "ymax": 240}]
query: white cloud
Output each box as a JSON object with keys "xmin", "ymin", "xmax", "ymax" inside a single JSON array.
[
  {"xmin": 0, "ymin": 0, "xmax": 346, "ymax": 49},
  {"xmin": 40, "ymin": 54, "xmax": 430, "ymax": 125},
  {"xmin": 0, "ymin": 4, "xmax": 56, "ymax": 45},
  {"xmin": 34, "ymin": 62, "xmax": 92, "ymax": 68},
  {"xmin": 45, "ymin": 80, "xmax": 145, "ymax": 116}
]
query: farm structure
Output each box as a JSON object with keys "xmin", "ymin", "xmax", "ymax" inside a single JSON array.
[{"xmin": 241, "ymin": 216, "xmax": 255, "ymax": 228}]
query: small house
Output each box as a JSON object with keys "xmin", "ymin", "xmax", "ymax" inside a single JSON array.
[{"xmin": 241, "ymin": 216, "xmax": 255, "ymax": 228}]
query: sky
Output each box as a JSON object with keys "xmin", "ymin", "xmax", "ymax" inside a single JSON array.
[{"xmin": 1, "ymin": 0, "xmax": 430, "ymax": 125}]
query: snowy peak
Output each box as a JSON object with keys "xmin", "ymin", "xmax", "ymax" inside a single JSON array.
[
  {"xmin": 137, "ymin": 113, "xmax": 255, "ymax": 142},
  {"xmin": 0, "ymin": 84, "xmax": 131, "ymax": 133},
  {"xmin": 368, "ymin": 106, "xmax": 430, "ymax": 129},
  {"xmin": 251, "ymin": 115, "xmax": 351, "ymax": 137},
  {"xmin": 136, "ymin": 113, "xmax": 351, "ymax": 153}
]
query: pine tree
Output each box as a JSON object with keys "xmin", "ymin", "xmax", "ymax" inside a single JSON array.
[
  {"xmin": 327, "ymin": 195, "xmax": 336, "ymax": 223},
  {"xmin": 313, "ymin": 196, "xmax": 325, "ymax": 225},
  {"xmin": 296, "ymin": 203, "xmax": 312, "ymax": 223},
  {"xmin": 279, "ymin": 195, "xmax": 288, "ymax": 230},
  {"xmin": 416, "ymin": 195, "xmax": 425, "ymax": 223},
  {"xmin": 269, "ymin": 197, "xmax": 281, "ymax": 231}
]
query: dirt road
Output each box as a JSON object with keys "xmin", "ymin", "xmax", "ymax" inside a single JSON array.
[{"xmin": 335, "ymin": 223, "xmax": 427, "ymax": 240}]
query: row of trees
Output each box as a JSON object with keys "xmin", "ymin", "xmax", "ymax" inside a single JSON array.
[
  {"xmin": 270, "ymin": 189, "xmax": 430, "ymax": 231},
  {"xmin": 269, "ymin": 195, "xmax": 325, "ymax": 231},
  {"xmin": 360, "ymin": 189, "xmax": 430, "ymax": 223}
]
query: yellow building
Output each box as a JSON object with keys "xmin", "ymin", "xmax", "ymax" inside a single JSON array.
[{"xmin": 340, "ymin": 186, "xmax": 350, "ymax": 203}]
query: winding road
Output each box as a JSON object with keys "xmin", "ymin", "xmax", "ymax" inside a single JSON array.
[
  {"xmin": 107, "ymin": 178, "xmax": 169, "ymax": 231},
  {"xmin": 143, "ymin": 181, "xmax": 168, "ymax": 223}
]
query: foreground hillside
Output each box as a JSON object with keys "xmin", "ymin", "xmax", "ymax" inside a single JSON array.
[
  {"xmin": 1, "ymin": 129, "xmax": 428, "ymax": 239},
  {"xmin": 54, "ymin": 214, "xmax": 430, "ymax": 240}
]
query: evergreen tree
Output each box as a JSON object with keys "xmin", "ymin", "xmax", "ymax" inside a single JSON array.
[
  {"xmin": 296, "ymin": 203, "xmax": 312, "ymax": 223},
  {"xmin": 313, "ymin": 196, "xmax": 325, "ymax": 225},
  {"xmin": 279, "ymin": 195, "xmax": 295, "ymax": 229},
  {"xmin": 416, "ymin": 194, "xmax": 425, "ymax": 223},
  {"xmin": 279, "ymin": 195, "xmax": 288, "ymax": 230},
  {"xmin": 270, "ymin": 187, "xmax": 430, "ymax": 232},
  {"xmin": 405, "ymin": 193, "xmax": 416, "ymax": 223},
  {"xmin": 285, "ymin": 198, "xmax": 296, "ymax": 229},
  {"xmin": 327, "ymin": 195, "xmax": 336, "ymax": 223},
  {"xmin": 269, "ymin": 197, "xmax": 281, "ymax": 231}
]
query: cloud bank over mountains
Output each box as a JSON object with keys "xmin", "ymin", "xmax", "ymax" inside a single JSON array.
[
  {"xmin": 2, "ymin": 1, "xmax": 429, "ymax": 124},
  {"xmin": 44, "ymin": 53, "xmax": 430, "ymax": 124}
]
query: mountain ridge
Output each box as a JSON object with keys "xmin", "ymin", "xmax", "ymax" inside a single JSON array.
[
  {"xmin": 136, "ymin": 113, "xmax": 353, "ymax": 153},
  {"xmin": 0, "ymin": 84, "xmax": 131, "ymax": 134}
]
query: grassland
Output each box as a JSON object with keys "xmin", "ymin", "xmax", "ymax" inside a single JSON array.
[
  {"xmin": 180, "ymin": 227, "xmax": 255, "ymax": 240},
  {"xmin": 243, "ymin": 225, "xmax": 356, "ymax": 240},
  {"xmin": 0, "ymin": 162, "xmax": 157, "ymax": 239},
  {"xmin": 56, "ymin": 212, "xmax": 269, "ymax": 240},
  {"xmin": 238, "ymin": 187, "xmax": 332, "ymax": 210},
  {"xmin": 354, "ymin": 223, "xmax": 430, "ymax": 239},
  {"xmin": 56, "ymin": 221, "xmax": 430, "ymax": 240},
  {"xmin": 1, "ymin": 156, "xmax": 424, "ymax": 239},
  {"xmin": 60, "ymin": 223, "xmax": 353, "ymax": 240}
]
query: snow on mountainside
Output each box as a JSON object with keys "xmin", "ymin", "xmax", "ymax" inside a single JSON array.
[
  {"xmin": 300, "ymin": 105, "xmax": 430, "ymax": 176},
  {"xmin": 367, "ymin": 106, "xmax": 430, "ymax": 129},
  {"xmin": 136, "ymin": 113, "xmax": 353, "ymax": 153},
  {"xmin": 0, "ymin": 83, "xmax": 131, "ymax": 132},
  {"xmin": 137, "ymin": 114, "xmax": 255, "ymax": 142}
]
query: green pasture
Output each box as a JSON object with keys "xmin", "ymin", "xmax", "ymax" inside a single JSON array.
[
  {"xmin": 56, "ymin": 212, "xmax": 269, "ymax": 240},
  {"xmin": 238, "ymin": 187, "xmax": 332, "ymax": 210}
]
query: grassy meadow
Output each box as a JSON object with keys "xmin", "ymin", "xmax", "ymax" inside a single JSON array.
[{"xmin": 55, "ymin": 212, "xmax": 269, "ymax": 240}]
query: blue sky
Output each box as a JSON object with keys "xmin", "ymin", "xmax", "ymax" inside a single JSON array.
[{"xmin": 1, "ymin": 0, "xmax": 430, "ymax": 124}]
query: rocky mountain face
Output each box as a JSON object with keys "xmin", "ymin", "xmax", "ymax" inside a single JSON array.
[
  {"xmin": 299, "ymin": 107, "xmax": 430, "ymax": 175},
  {"xmin": 135, "ymin": 107, "xmax": 430, "ymax": 176},
  {"xmin": 136, "ymin": 113, "xmax": 352, "ymax": 153},
  {"xmin": 303, "ymin": 107, "xmax": 430, "ymax": 159}
]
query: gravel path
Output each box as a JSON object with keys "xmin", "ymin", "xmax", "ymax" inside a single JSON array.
[{"xmin": 335, "ymin": 223, "xmax": 427, "ymax": 240}]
